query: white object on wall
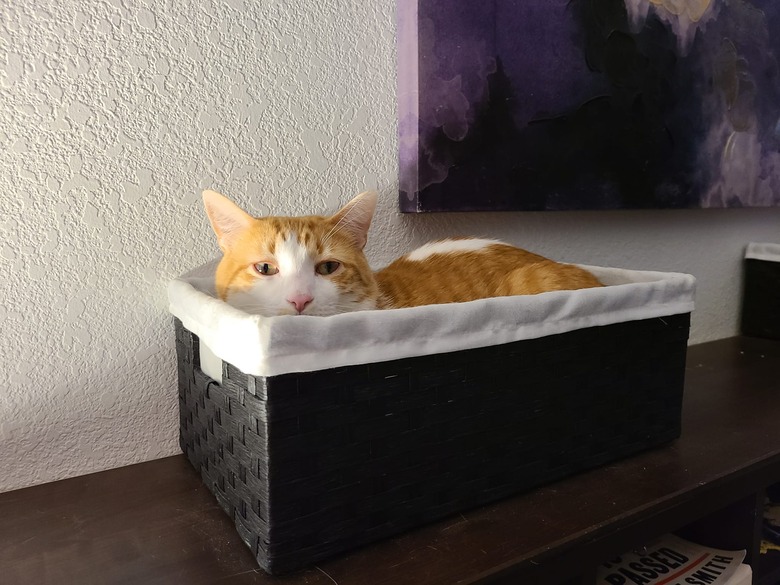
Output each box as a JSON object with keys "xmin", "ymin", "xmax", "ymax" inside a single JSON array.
[{"xmin": 745, "ymin": 242, "xmax": 780, "ymax": 262}]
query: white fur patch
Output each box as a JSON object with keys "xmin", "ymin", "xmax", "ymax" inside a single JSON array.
[
  {"xmin": 275, "ymin": 233, "xmax": 314, "ymax": 276},
  {"xmin": 226, "ymin": 232, "xmax": 375, "ymax": 316},
  {"xmin": 405, "ymin": 238, "xmax": 503, "ymax": 262}
]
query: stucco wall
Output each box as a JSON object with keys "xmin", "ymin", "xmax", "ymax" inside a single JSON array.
[{"xmin": 1, "ymin": 0, "xmax": 779, "ymax": 492}]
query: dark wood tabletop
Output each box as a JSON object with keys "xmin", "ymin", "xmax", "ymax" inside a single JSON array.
[{"xmin": 2, "ymin": 336, "xmax": 780, "ymax": 585}]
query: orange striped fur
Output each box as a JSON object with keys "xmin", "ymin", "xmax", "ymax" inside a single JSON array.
[{"xmin": 202, "ymin": 190, "xmax": 602, "ymax": 316}]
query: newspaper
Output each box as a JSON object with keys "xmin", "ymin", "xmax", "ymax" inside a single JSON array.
[{"xmin": 597, "ymin": 534, "xmax": 746, "ymax": 585}]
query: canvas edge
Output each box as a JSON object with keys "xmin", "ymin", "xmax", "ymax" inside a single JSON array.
[{"xmin": 397, "ymin": 0, "xmax": 422, "ymax": 212}]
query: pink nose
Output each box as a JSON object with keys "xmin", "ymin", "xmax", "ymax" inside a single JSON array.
[{"xmin": 287, "ymin": 294, "xmax": 313, "ymax": 314}]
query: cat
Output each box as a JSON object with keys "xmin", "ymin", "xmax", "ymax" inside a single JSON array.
[{"xmin": 202, "ymin": 189, "xmax": 603, "ymax": 316}]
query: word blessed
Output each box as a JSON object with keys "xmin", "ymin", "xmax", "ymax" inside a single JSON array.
[{"xmin": 602, "ymin": 546, "xmax": 736, "ymax": 585}]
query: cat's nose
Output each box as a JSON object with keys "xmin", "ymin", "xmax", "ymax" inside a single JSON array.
[{"xmin": 287, "ymin": 294, "xmax": 313, "ymax": 314}]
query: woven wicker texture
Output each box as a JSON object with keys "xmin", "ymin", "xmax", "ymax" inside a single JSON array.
[
  {"xmin": 741, "ymin": 258, "xmax": 780, "ymax": 340},
  {"xmin": 176, "ymin": 313, "xmax": 690, "ymax": 574}
]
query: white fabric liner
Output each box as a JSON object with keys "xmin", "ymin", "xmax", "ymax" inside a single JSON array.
[
  {"xmin": 745, "ymin": 242, "xmax": 780, "ymax": 262},
  {"xmin": 168, "ymin": 260, "xmax": 696, "ymax": 379}
]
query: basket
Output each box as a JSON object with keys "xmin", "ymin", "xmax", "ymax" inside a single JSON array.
[
  {"xmin": 170, "ymin": 263, "xmax": 695, "ymax": 574},
  {"xmin": 741, "ymin": 243, "xmax": 780, "ymax": 340}
]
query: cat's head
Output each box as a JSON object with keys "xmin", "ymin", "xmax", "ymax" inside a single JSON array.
[{"xmin": 203, "ymin": 189, "xmax": 380, "ymax": 316}]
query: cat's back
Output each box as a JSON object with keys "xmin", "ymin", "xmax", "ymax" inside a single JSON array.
[{"xmin": 376, "ymin": 238, "xmax": 602, "ymax": 309}]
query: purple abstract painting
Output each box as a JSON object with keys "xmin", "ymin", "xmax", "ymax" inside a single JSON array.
[{"xmin": 398, "ymin": 0, "xmax": 780, "ymax": 211}]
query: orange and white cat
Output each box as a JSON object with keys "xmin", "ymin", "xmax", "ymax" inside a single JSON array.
[{"xmin": 203, "ymin": 189, "xmax": 602, "ymax": 316}]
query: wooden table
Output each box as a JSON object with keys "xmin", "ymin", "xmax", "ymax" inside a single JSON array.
[{"xmin": 2, "ymin": 336, "xmax": 780, "ymax": 585}]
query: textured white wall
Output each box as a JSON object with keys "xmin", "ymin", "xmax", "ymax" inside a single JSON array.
[{"xmin": 1, "ymin": 0, "xmax": 778, "ymax": 493}]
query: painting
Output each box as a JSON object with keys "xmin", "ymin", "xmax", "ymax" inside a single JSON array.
[{"xmin": 398, "ymin": 0, "xmax": 780, "ymax": 211}]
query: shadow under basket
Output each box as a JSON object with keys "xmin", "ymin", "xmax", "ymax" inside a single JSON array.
[{"xmin": 175, "ymin": 313, "xmax": 691, "ymax": 574}]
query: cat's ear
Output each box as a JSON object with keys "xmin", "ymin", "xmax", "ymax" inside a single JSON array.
[
  {"xmin": 202, "ymin": 190, "xmax": 254, "ymax": 251},
  {"xmin": 330, "ymin": 190, "xmax": 377, "ymax": 250}
]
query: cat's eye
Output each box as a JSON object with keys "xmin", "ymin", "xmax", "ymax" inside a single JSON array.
[
  {"xmin": 254, "ymin": 262, "xmax": 279, "ymax": 276},
  {"xmin": 315, "ymin": 261, "xmax": 341, "ymax": 276}
]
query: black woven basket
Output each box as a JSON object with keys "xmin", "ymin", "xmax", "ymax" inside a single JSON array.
[
  {"xmin": 741, "ymin": 258, "xmax": 780, "ymax": 340},
  {"xmin": 176, "ymin": 313, "xmax": 690, "ymax": 574}
]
